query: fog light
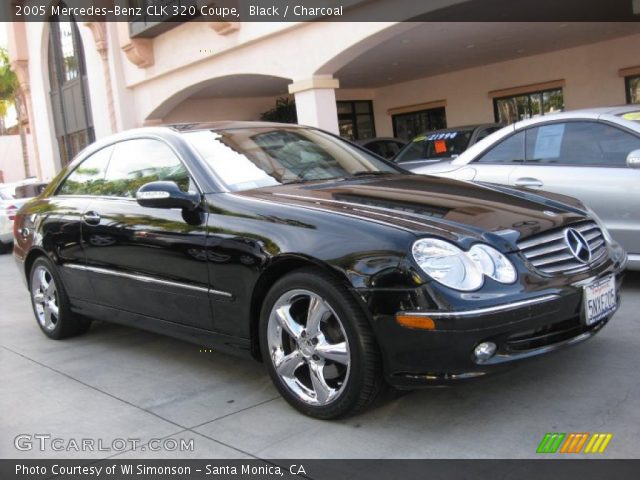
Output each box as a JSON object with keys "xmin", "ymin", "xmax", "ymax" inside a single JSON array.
[{"xmin": 474, "ymin": 342, "xmax": 496, "ymax": 362}]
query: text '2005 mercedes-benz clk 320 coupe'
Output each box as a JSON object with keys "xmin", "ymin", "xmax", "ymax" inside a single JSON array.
[{"xmin": 13, "ymin": 122, "xmax": 626, "ymax": 418}]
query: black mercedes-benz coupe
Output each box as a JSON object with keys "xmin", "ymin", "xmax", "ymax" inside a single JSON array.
[{"xmin": 13, "ymin": 122, "xmax": 626, "ymax": 418}]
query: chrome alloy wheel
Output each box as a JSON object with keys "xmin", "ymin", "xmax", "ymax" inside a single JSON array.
[
  {"xmin": 31, "ymin": 265, "xmax": 60, "ymax": 332},
  {"xmin": 267, "ymin": 289, "xmax": 351, "ymax": 406}
]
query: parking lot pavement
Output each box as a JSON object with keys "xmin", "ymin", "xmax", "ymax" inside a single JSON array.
[{"xmin": 1, "ymin": 251, "xmax": 639, "ymax": 460}]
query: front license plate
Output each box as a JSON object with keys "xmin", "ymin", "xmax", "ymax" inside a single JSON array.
[{"xmin": 583, "ymin": 275, "xmax": 616, "ymax": 326}]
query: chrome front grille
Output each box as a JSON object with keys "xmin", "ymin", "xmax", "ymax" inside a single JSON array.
[{"xmin": 517, "ymin": 221, "xmax": 607, "ymax": 274}]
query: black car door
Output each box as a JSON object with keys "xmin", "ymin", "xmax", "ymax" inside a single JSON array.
[
  {"xmin": 44, "ymin": 145, "xmax": 115, "ymax": 303},
  {"xmin": 80, "ymin": 138, "xmax": 212, "ymax": 329}
]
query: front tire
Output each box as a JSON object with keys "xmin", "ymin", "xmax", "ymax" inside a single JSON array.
[
  {"xmin": 260, "ymin": 268, "xmax": 383, "ymax": 419},
  {"xmin": 29, "ymin": 257, "xmax": 91, "ymax": 339}
]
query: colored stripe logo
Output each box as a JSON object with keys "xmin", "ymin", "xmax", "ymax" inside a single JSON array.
[{"xmin": 537, "ymin": 433, "xmax": 612, "ymax": 454}]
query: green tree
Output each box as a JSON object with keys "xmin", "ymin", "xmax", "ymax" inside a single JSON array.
[
  {"xmin": 0, "ymin": 47, "xmax": 31, "ymax": 177},
  {"xmin": 260, "ymin": 96, "xmax": 298, "ymax": 124}
]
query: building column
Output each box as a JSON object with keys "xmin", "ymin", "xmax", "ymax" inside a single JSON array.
[
  {"xmin": 10, "ymin": 63, "xmax": 42, "ymax": 180},
  {"xmin": 7, "ymin": 22, "xmax": 42, "ymax": 180},
  {"xmin": 288, "ymin": 76, "xmax": 340, "ymax": 134},
  {"xmin": 85, "ymin": 22, "xmax": 118, "ymax": 134}
]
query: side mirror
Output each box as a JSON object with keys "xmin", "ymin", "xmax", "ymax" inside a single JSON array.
[
  {"xmin": 627, "ymin": 149, "xmax": 640, "ymax": 169},
  {"xmin": 136, "ymin": 181, "xmax": 200, "ymax": 210}
]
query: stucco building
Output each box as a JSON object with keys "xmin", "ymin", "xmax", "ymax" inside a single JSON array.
[{"xmin": 6, "ymin": 1, "xmax": 640, "ymax": 181}]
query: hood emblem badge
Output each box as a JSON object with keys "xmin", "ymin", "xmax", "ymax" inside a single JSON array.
[{"xmin": 565, "ymin": 228, "xmax": 591, "ymax": 264}]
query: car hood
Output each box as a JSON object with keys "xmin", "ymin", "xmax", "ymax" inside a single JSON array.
[{"xmin": 241, "ymin": 174, "xmax": 587, "ymax": 250}]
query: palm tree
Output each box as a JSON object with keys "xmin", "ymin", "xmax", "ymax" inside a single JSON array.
[{"xmin": 0, "ymin": 47, "xmax": 31, "ymax": 178}]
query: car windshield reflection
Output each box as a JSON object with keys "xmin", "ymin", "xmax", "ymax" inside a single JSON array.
[{"xmin": 185, "ymin": 127, "xmax": 399, "ymax": 191}]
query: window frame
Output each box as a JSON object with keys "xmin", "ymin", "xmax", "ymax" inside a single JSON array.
[
  {"xmin": 336, "ymin": 100, "xmax": 376, "ymax": 140},
  {"xmin": 391, "ymin": 106, "xmax": 447, "ymax": 141},
  {"xmin": 54, "ymin": 135, "xmax": 203, "ymax": 200},
  {"xmin": 492, "ymin": 87, "xmax": 564, "ymax": 124},
  {"xmin": 625, "ymin": 75, "xmax": 640, "ymax": 105},
  {"xmin": 47, "ymin": 7, "xmax": 95, "ymax": 166},
  {"xmin": 520, "ymin": 119, "xmax": 640, "ymax": 169}
]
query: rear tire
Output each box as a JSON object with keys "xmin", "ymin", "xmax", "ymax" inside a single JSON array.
[
  {"xmin": 260, "ymin": 267, "xmax": 383, "ymax": 419},
  {"xmin": 29, "ymin": 257, "xmax": 91, "ymax": 339}
]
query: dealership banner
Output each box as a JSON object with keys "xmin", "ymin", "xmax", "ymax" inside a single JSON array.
[
  {"xmin": 1, "ymin": 0, "xmax": 639, "ymax": 23},
  {"xmin": 2, "ymin": 459, "xmax": 640, "ymax": 480}
]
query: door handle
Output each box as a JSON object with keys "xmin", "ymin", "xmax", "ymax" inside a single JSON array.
[
  {"xmin": 514, "ymin": 177, "xmax": 543, "ymax": 189},
  {"xmin": 83, "ymin": 211, "xmax": 101, "ymax": 225}
]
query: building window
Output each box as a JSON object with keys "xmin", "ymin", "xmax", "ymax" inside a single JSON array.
[
  {"xmin": 337, "ymin": 101, "xmax": 375, "ymax": 140},
  {"xmin": 626, "ymin": 75, "xmax": 640, "ymax": 104},
  {"xmin": 392, "ymin": 107, "xmax": 447, "ymax": 141},
  {"xmin": 57, "ymin": 21, "xmax": 80, "ymax": 82},
  {"xmin": 128, "ymin": 0, "xmax": 199, "ymax": 38},
  {"xmin": 48, "ymin": 5, "xmax": 94, "ymax": 166},
  {"xmin": 493, "ymin": 88, "xmax": 564, "ymax": 124}
]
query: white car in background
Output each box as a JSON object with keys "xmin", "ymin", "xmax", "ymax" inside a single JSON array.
[
  {"xmin": 0, "ymin": 179, "xmax": 47, "ymax": 252},
  {"xmin": 410, "ymin": 106, "xmax": 640, "ymax": 270}
]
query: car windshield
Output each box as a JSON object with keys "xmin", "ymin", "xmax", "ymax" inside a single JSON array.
[
  {"xmin": 185, "ymin": 127, "xmax": 400, "ymax": 191},
  {"xmin": 619, "ymin": 110, "xmax": 640, "ymax": 124},
  {"xmin": 394, "ymin": 129, "xmax": 473, "ymax": 163}
]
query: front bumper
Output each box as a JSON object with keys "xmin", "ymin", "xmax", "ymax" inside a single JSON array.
[{"xmin": 363, "ymin": 247, "xmax": 626, "ymax": 389}]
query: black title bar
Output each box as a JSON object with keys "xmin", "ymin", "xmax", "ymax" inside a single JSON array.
[
  {"xmin": 2, "ymin": 459, "xmax": 640, "ymax": 480},
  {"xmin": 2, "ymin": 0, "xmax": 640, "ymax": 23}
]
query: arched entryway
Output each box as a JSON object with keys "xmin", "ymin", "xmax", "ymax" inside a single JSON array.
[
  {"xmin": 47, "ymin": 3, "xmax": 94, "ymax": 165},
  {"xmin": 144, "ymin": 74, "xmax": 294, "ymax": 126}
]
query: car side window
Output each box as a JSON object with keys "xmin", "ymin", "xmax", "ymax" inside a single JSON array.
[
  {"xmin": 57, "ymin": 146, "xmax": 113, "ymax": 196},
  {"xmin": 475, "ymin": 131, "xmax": 525, "ymax": 163},
  {"xmin": 370, "ymin": 141, "xmax": 402, "ymax": 159},
  {"xmin": 475, "ymin": 127, "xmax": 501, "ymax": 143},
  {"xmin": 394, "ymin": 140, "xmax": 425, "ymax": 163},
  {"xmin": 379, "ymin": 141, "xmax": 402, "ymax": 158},
  {"xmin": 102, "ymin": 139, "xmax": 192, "ymax": 198},
  {"xmin": 525, "ymin": 121, "xmax": 640, "ymax": 167},
  {"xmin": 366, "ymin": 141, "xmax": 383, "ymax": 157}
]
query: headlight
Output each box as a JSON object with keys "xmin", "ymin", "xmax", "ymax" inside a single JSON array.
[
  {"xmin": 412, "ymin": 238, "xmax": 516, "ymax": 291},
  {"xmin": 412, "ymin": 238, "xmax": 483, "ymax": 291},
  {"xmin": 468, "ymin": 244, "xmax": 517, "ymax": 284}
]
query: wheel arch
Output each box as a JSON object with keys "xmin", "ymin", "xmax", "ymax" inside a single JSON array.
[
  {"xmin": 249, "ymin": 254, "xmax": 357, "ymax": 361},
  {"xmin": 23, "ymin": 247, "xmax": 50, "ymax": 288}
]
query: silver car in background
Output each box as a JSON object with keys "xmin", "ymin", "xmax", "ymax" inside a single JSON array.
[
  {"xmin": 410, "ymin": 106, "xmax": 640, "ymax": 270},
  {"xmin": 393, "ymin": 123, "xmax": 503, "ymax": 170},
  {"xmin": 0, "ymin": 179, "xmax": 47, "ymax": 252}
]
